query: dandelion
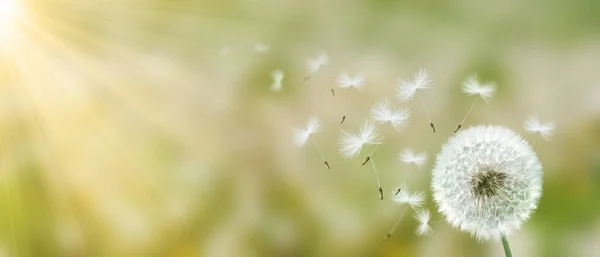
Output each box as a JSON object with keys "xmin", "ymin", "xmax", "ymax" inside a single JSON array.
[
  {"xmin": 270, "ymin": 69, "xmax": 284, "ymax": 92},
  {"xmin": 384, "ymin": 207, "xmax": 406, "ymax": 241},
  {"xmin": 306, "ymin": 52, "xmax": 329, "ymax": 76},
  {"xmin": 399, "ymin": 148, "xmax": 428, "ymax": 170},
  {"xmin": 414, "ymin": 209, "xmax": 433, "ymax": 236},
  {"xmin": 524, "ymin": 115, "xmax": 555, "ymax": 141},
  {"xmin": 336, "ymin": 71, "xmax": 365, "ymax": 124},
  {"xmin": 396, "ymin": 68, "xmax": 435, "ymax": 132},
  {"xmin": 454, "ymin": 74, "xmax": 496, "ymax": 133},
  {"xmin": 370, "ymin": 99, "xmax": 411, "ymax": 133},
  {"xmin": 432, "ymin": 125, "xmax": 542, "ymax": 256},
  {"xmin": 393, "ymin": 185, "xmax": 425, "ymax": 209},
  {"xmin": 338, "ymin": 119, "xmax": 381, "ymax": 158},
  {"xmin": 384, "ymin": 184, "xmax": 425, "ymax": 240},
  {"xmin": 253, "ymin": 43, "xmax": 270, "ymax": 53},
  {"xmin": 294, "ymin": 117, "xmax": 330, "ymax": 169},
  {"xmin": 339, "ymin": 120, "xmax": 383, "ymax": 199}
]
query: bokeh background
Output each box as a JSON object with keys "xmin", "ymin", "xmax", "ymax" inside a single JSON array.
[{"xmin": 0, "ymin": 0, "xmax": 599, "ymax": 256}]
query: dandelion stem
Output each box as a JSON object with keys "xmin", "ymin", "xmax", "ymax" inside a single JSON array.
[
  {"xmin": 418, "ymin": 94, "xmax": 435, "ymax": 133},
  {"xmin": 454, "ymin": 100, "xmax": 476, "ymax": 133},
  {"xmin": 362, "ymin": 142, "xmax": 382, "ymax": 166},
  {"xmin": 370, "ymin": 157, "xmax": 383, "ymax": 200},
  {"xmin": 341, "ymin": 90, "xmax": 353, "ymax": 124},
  {"xmin": 501, "ymin": 234, "xmax": 513, "ymax": 257},
  {"xmin": 312, "ymin": 139, "xmax": 330, "ymax": 169},
  {"xmin": 383, "ymin": 208, "xmax": 406, "ymax": 241}
]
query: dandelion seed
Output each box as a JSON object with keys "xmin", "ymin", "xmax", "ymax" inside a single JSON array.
[
  {"xmin": 270, "ymin": 69, "xmax": 284, "ymax": 92},
  {"xmin": 399, "ymin": 148, "xmax": 428, "ymax": 170},
  {"xmin": 294, "ymin": 117, "xmax": 330, "ymax": 169},
  {"xmin": 414, "ymin": 209, "xmax": 433, "ymax": 236},
  {"xmin": 524, "ymin": 115, "xmax": 555, "ymax": 141},
  {"xmin": 338, "ymin": 119, "xmax": 381, "ymax": 159},
  {"xmin": 253, "ymin": 43, "xmax": 270, "ymax": 53},
  {"xmin": 370, "ymin": 99, "xmax": 410, "ymax": 132},
  {"xmin": 394, "ymin": 184, "xmax": 402, "ymax": 196},
  {"xmin": 385, "ymin": 184, "xmax": 424, "ymax": 240},
  {"xmin": 337, "ymin": 72, "xmax": 365, "ymax": 124},
  {"xmin": 306, "ymin": 52, "xmax": 329, "ymax": 75},
  {"xmin": 393, "ymin": 184, "xmax": 425, "ymax": 209},
  {"xmin": 432, "ymin": 125, "xmax": 543, "ymax": 242},
  {"xmin": 384, "ymin": 208, "xmax": 406, "ymax": 241},
  {"xmin": 396, "ymin": 68, "xmax": 435, "ymax": 132},
  {"xmin": 454, "ymin": 74, "xmax": 496, "ymax": 133}
]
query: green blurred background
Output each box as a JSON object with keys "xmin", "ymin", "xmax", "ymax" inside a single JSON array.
[{"xmin": 0, "ymin": 0, "xmax": 599, "ymax": 256}]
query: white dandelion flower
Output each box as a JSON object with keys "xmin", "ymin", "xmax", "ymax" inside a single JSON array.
[
  {"xmin": 432, "ymin": 125, "xmax": 543, "ymax": 241},
  {"xmin": 253, "ymin": 43, "xmax": 270, "ymax": 53},
  {"xmin": 396, "ymin": 68, "xmax": 432, "ymax": 102},
  {"xmin": 294, "ymin": 117, "xmax": 330, "ymax": 169},
  {"xmin": 338, "ymin": 119, "xmax": 381, "ymax": 158},
  {"xmin": 414, "ymin": 209, "xmax": 433, "ymax": 236},
  {"xmin": 462, "ymin": 74, "xmax": 496, "ymax": 104},
  {"xmin": 399, "ymin": 148, "xmax": 428, "ymax": 170},
  {"xmin": 293, "ymin": 117, "xmax": 321, "ymax": 147},
  {"xmin": 306, "ymin": 52, "xmax": 329, "ymax": 74},
  {"xmin": 524, "ymin": 115, "xmax": 555, "ymax": 141},
  {"xmin": 370, "ymin": 99, "xmax": 410, "ymax": 132},
  {"xmin": 393, "ymin": 184, "xmax": 425, "ymax": 209},
  {"xmin": 336, "ymin": 72, "xmax": 365, "ymax": 90},
  {"xmin": 270, "ymin": 69, "xmax": 284, "ymax": 91}
]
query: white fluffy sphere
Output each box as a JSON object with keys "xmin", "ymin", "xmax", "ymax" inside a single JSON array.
[{"xmin": 431, "ymin": 125, "xmax": 542, "ymax": 241}]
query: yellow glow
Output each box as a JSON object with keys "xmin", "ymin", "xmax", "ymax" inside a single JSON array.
[{"xmin": 0, "ymin": 0, "xmax": 24, "ymax": 41}]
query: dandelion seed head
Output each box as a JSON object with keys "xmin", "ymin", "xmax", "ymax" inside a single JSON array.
[
  {"xmin": 306, "ymin": 52, "xmax": 329, "ymax": 74},
  {"xmin": 431, "ymin": 125, "xmax": 543, "ymax": 241},
  {"xmin": 414, "ymin": 209, "xmax": 433, "ymax": 236},
  {"xmin": 293, "ymin": 117, "xmax": 322, "ymax": 147},
  {"xmin": 338, "ymin": 119, "xmax": 381, "ymax": 158},
  {"xmin": 336, "ymin": 72, "xmax": 365, "ymax": 90},
  {"xmin": 462, "ymin": 74, "xmax": 496, "ymax": 104},
  {"xmin": 399, "ymin": 148, "xmax": 428, "ymax": 169},
  {"xmin": 370, "ymin": 99, "xmax": 410, "ymax": 132},
  {"xmin": 524, "ymin": 115, "xmax": 555, "ymax": 141},
  {"xmin": 270, "ymin": 69, "xmax": 284, "ymax": 91},
  {"xmin": 396, "ymin": 68, "xmax": 432, "ymax": 101}
]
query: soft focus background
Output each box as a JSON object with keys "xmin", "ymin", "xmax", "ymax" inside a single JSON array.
[{"xmin": 0, "ymin": 0, "xmax": 599, "ymax": 256}]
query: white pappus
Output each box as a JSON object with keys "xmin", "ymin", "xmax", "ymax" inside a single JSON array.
[
  {"xmin": 414, "ymin": 209, "xmax": 433, "ymax": 236},
  {"xmin": 399, "ymin": 148, "xmax": 428, "ymax": 170},
  {"xmin": 306, "ymin": 52, "xmax": 329, "ymax": 75},
  {"xmin": 524, "ymin": 115, "xmax": 555, "ymax": 141},
  {"xmin": 370, "ymin": 99, "xmax": 410, "ymax": 133},
  {"xmin": 338, "ymin": 119, "xmax": 382, "ymax": 159},
  {"xmin": 337, "ymin": 71, "xmax": 366, "ymax": 124}
]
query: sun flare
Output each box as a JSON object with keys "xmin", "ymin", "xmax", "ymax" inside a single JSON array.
[{"xmin": 0, "ymin": 0, "xmax": 24, "ymax": 41}]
